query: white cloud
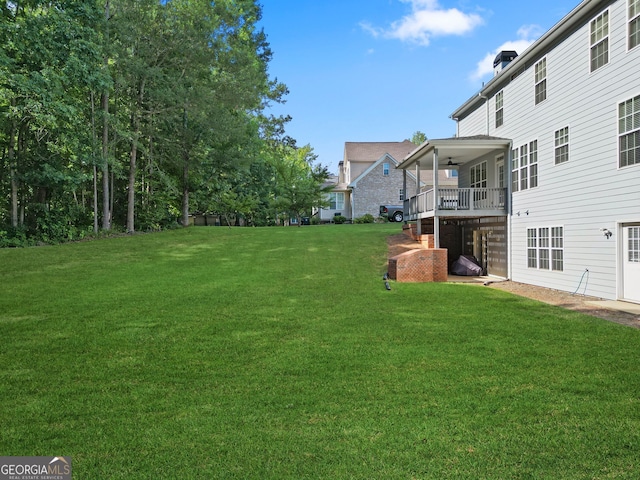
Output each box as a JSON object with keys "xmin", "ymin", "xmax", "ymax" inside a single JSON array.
[
  {"xmin": 470, "ymin": 25, "xmax": 544, "ymax": 81},
  {"xmin": 362, "ymin": 0, "xmax": 484, "ymax": 46}
]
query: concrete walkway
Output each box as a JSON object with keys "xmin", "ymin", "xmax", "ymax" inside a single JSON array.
[{"xmin": 585, "ymin": 300, "xmax": 640, "ymax": 316}]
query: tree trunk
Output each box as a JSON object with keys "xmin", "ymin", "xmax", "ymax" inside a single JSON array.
[
  {"xmin": 127, "ymin": 79, "xmax": 145, "ymax": 233},
  {"xmin": 91, "ymin": 91, "xmax": 99, "ymax": 233},
  {"xmin": 127, "ymin": 136, "xmax": 137, "ymax": 233},
  {"xmin": 101, "ymin": 0, "xmax": 111, "ymax": 230},
  {"xmin": 101, "ymin": 90, "xmax": 111, "ymax": 230},
  {"xmin": 180, "ymin": 107, "xmax": 190, "ymax": 227},
  {"xmin": 181, "ymin": 157, "xmax": 189, "ymax": 226},
  {"xmin": 8, "ymin": 115, "xmax": 18, "ymax": 228}
]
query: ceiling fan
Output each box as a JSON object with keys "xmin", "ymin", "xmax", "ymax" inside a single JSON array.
[{"xmin": 446, "ymin": 157, "xmax": 460, "ymax": 166}]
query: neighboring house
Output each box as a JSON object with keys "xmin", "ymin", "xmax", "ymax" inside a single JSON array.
[
  {"xmin": 397, "ymin": 0, "xmax": 640, "ymax": 303},
  {"xmin": 318, "ymin": 141, "xmax": 457, "ymax": 222}
]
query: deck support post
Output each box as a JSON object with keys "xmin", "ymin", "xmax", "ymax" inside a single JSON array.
[
  {"xmin": 415, "ymin": 161, "xmax": 421, "ymax": 235},
  {"xmin": 433, "ymin": 148, "xmax": 439, "ymax": 249}
]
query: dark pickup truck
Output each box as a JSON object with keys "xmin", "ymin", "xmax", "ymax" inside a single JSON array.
[{"xmin": 379, "ymin": 205, "xmax": 404, "ymax": 222}]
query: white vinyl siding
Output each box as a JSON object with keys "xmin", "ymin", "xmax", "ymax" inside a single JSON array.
[
  {"xmin": 590, "ymin": 10, "xmax": 609, "ymax": 72},
  {"xmin": 555, "ymin": 127, "xmax": 570, "ymax": 164},
  {"xmin": 453, "ymin": 0, "xmax": 640, "ymax": 300},
  {"xmin": 534, "ymin": 58, "xmax": 547, "ymax": 104},
  {"xmin": 619, "ymin": 94, "xmax": 640, "ymax": 167},
  {"xmin": 495, "ymin": 90, "xmax": 504, "ymax": 128},
  {"xmin": 630, "ymin": 0, "xmax": 640, "ymax": 49}
]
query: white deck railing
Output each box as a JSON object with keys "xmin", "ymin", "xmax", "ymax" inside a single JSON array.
[{"xmin": 404, "ymin": 188, "xmax": 507, "ymax": 217}]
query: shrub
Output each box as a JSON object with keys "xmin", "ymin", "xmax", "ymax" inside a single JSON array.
[
  {"xmin": 333, "ymin": 215, "xmax": 347, "ymax": 224},
  {"xmin": 354, "ymin": 214, "xmax": 375, "ymax": 224}
]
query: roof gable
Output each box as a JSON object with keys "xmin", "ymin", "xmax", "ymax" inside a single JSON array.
[{"xmin": 349, "ymin": 153, "xmax": 401, "ymax": 187}]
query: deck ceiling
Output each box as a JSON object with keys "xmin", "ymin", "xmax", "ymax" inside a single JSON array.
[{"xmin": 397, "ymin": 136, "xmax": 512, "ymax": 171}]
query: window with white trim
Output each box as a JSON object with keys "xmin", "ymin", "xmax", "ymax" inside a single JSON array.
[
  {"xmin": 527, "ymin": 227, "xmax": 563, "ymax": 271},
  {"xmin": 551, "ymin": 227, "xmax": 564, "ymax": 271},
  {"xmin": 590, "ymin": 10, "xmax": 609, "ymax": 72},
  {"xmin": 534, "ymin": 58, "xmax": 547, "ymax": 104},
  {"xmin": 527, "ymin": 229, "xmax": 538, "ymax": 268},
  {"xmin": 399, "ymin": 189, "xmax": 404, "ymax": 202},
  {"xmin": 512, "ymin": 141, "xmax": 538, "ymax": 191},
  {"xmin": 555, "ymin": 127, "xmax": 570, "ymax": 164},
  {"xmin": 329, "ymin": 192, "xmax": 344, "ymax": 210},
  {"xmin": 495, "ymin": 90, "xmax": 504, "ymax": 128},
  {"xmin": 629, "ymin": 226, "xmax": 640, "ymax": 262},
  {"xmin": 470, "ymin": 162, "xmax": 487, "ymax": 188},
  {"xmin": 619, "ymin": 94, "xmax": 640, "ymax": 167},
  {"xmin": 529, "ymin": 140, "xmax": 538, "ymax": 188},
  {"xmin": 630, "ymin": 0, "xmax": 640, "ymax": 50},
  {"xmin": 511, "ymin": 147, "xmax": 519, "ymax": 192},
  {"xmin": 383, "ymin": 163, "xmax": 390, "ymax": 176}
]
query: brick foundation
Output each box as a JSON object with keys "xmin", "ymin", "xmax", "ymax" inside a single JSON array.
[{"xmin": 388, "ymin": 248, "xmax": 448, "ymax": 282}]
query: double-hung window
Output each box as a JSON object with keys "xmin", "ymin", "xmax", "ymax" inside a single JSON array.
[
  {"xmin": 590, "ymin": 10, "xmax": 609, "ymax": 72},
  {"xmin": 383, "ymin": 163, "xmax": 390, "ymax": 176},
  {"xmin": 519, "ymin": 144, "xmax": 529, "ymax": 191},
  {"xmin": 527, "ymin": 227, "xmax": 563, "ymax": 271},
  {"xmin": 619, "ymin": 94, "xmax": 640, "ymax": 167},
  {"xmin": 470, "ymin": 162, "xmax": 487, "ymax": 188},
  {"xmin": 329, "ymin": 192, "xmax": 344, "ymax": 210},
  {"xmin": 470, "ymin": 162, "xmax": 487, "ymax": 202},
  {"xmin": 511, "ymin": 148, "xmax": 519, "ymax": 192},
  {"xmin": 630, "ymin": 0, "xmax": 640, "ymax": 50},
  {"xmin": 495, "ymin": 91, "xmax": 504, "ymax": 128},
  {"xmin": 529, "ymin": 140, "xmax": 538, "ymax": 188},
  {"xmin": 512, "ymin": 141, "xmax": 538, "ymax": 191},
  {"xmin": 534, "ymin": 58, "xmax": 547, "ymax": 104},
  {"xmin": 551, "ymin": 227, "xmax": 564, "ymax": 271},
  {"xmin": 555, "ymin": 127, "xmax": 570, "ymax": 164}
]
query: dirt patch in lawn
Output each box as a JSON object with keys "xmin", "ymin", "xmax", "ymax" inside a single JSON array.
[{"xmin": 386, "ymin": 233, "xmax": 640, "ymax": 329}]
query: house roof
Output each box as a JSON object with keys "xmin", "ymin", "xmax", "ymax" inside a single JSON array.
[
  {"xmin": 451, "ymin": 0, "xmax": 612, "ymax": 120},
  {"xmin": 344, "ymin": 140, "xmax": 417, "ymax": 163},
  {"xmin": 397, "ymin": 135, "xmax": 512, "ymax": 171}
]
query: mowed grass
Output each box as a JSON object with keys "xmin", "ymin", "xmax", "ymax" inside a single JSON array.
[{"xmin": 1, "ymin": 224, "xmax": 640, "ymax": 479}]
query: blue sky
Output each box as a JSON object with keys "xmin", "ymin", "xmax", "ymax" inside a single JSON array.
[{"xmin": 259, "ymin": 0, "xmax": 580, "ymax": 174}]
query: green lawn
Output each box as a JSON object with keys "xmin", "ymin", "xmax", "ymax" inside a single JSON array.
[{"xmin": 1, "ymin": 224, "xmax": 639, "ymax": 479}]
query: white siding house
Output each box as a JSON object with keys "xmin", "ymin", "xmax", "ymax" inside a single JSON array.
[{"xmin": 399, "ymin": 0, "xmax": 640, "ymax": 303}]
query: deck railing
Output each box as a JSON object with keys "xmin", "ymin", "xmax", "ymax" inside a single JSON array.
[{"xmin": 404, "ymin": 188, "xmax": 507, "ymax": 217}]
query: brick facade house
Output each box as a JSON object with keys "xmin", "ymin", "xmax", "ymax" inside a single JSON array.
[{"xmin": 318, "ymin": 141, "xmax": 456, "ymax": 222}]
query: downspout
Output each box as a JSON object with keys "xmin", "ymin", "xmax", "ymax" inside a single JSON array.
[
  {"xmin": 479, "ymin": 94, "xmax": 489, "ymax": 136},
  {"xmin": 507, "ymin": 142, "xmax": 513, "ymax": 280}
]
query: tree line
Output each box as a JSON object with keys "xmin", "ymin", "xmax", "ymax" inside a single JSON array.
[{"xmin": 0, "ymin": 0, "xmax": 330, "ymax": 246}]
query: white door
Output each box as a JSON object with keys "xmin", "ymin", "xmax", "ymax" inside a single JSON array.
[{"xmin": 623, "ymin": 225, "xmax": 640, "ymax": 303}]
